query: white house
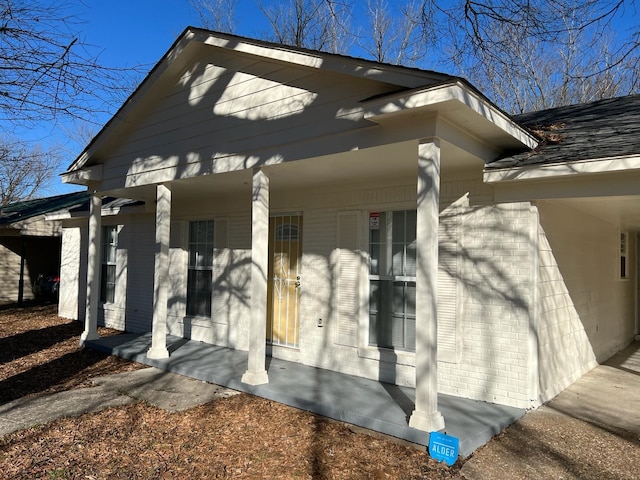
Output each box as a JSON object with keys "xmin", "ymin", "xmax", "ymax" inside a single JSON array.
[{"xmin": 58, "ymin": 28, "xmax": 639, "ymax": 435}]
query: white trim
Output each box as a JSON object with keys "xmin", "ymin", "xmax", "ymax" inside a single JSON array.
[
  {"xmin": 358, "ymin": 346, "xmax": 416, "ymax": 367},
  {"xmin": 61, "ymin": 165, "xmax": 103, "ymax": 185},
  {"xmin": 484, "ymin": 154, "xmax": 640, "ymax": 183}
]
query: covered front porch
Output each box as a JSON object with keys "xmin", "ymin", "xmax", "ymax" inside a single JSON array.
[{"xmin": 87, "ymin": 332, "xmax": 525, "ymax": 459}]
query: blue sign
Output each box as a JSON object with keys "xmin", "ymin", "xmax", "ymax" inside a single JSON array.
[{"xmin": 428, "ymin": 431, "xmax": 459, "ymax": 466}]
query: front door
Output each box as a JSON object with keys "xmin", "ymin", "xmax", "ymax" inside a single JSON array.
[{"xmin": 267, "ymin": 215, "xmax": 302, "ymax": 348}]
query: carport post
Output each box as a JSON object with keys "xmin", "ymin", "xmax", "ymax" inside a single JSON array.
[
  {"xmin": 80, "ymin": 192, "xmax": 101, "ymax": 346},
  {"xmin": 242, "ymin": 167, "xmax": 270, "ymax": 385},
  {"xmin": 409, "ymin": 140, "xmax": 445, "ymax": 433}
]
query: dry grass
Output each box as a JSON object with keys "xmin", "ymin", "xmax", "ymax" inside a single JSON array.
[
  {"xmin": 0, "ymin": 303, "xmax": 143, "ymax": 403},
  {"xmin": 0, "ymin": 304, "xmax": 459, "ymax": 479}
]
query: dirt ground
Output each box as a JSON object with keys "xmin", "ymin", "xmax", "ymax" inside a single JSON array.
[
  {"xmin": 2, "ymin": 305, "xmax": 639, "ymax": 479},
  {"xmin": 0, "ymin": 305, "xmax": 458, "ymax": 479}
]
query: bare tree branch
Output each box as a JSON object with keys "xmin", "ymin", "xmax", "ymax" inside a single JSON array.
[
  {"xmin": 0, "ymin": 0, "xmax": 141, "ymax": 130},
  {"xmin": 189, "ymin": 0, "xmax": 237, "ymax": 33},
  {"xmin": 257, "ymin": 0, "xmax": 352, "ymax": 53},
  {"xmin": 0, "ymin": 136, "xmax": 62, "ymax": 204}
]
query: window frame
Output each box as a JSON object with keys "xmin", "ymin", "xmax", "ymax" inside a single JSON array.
[
  {"xmin": 186, "ymin": 219, "xmax": 215, "ymax": 318},
  {"xmin": 367, "ymin": 209, "xmax": 417, "ymax": 353},
  {"xmin": 100, "ymin": 225, "xmax": 118, "ymax": 304}
]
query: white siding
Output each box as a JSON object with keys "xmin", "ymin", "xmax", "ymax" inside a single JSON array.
[
  {"xmin": 100, "ymin": 56, "xmax": 398, "ymax": 189},
  {"xmin": 58, "ymin": 175, "xmax": 542, "ymax": 408},
  {"xmin": 59, "ymin": 228, "xmax": 82, "ymax": 319},
  {"xmin": 536, "ymin": 201, "xmax": 635, "ymax": 402},
  {"xmin": 122, "ymin": 214, "xmax": 156, "ymax": 333}
]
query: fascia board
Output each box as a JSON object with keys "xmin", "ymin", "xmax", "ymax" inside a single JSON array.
[
  {"xmin": 61, "ymin": 165, "xmax": 103, "ymax": 185},
  {"xmin": 197, "ymin": 29, "xmax": 448, "ymax": 87},
  {"xmin": 484, "ymin": 154, "xmax": 640, "ymax": 183},
  {"xmin": 45, "ymin": 203, "xmax": 146, "ymax": 221}
]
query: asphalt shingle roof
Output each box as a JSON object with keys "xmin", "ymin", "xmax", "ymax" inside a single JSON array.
[
  {"xmin": 488, "ymin": 94, "xmax": 640, "ymax": 169},
  {"xmin": 0, "ymin": 192, "xmax": 89, "ymax": 226}
]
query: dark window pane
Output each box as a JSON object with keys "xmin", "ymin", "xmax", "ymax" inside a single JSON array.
[
  {"xmin": 392, "ymin": 243, "xmax": 404, "ymax": 276},
  {"xmin": 101, "ymin": 226, "xmax": 117, "ymax": 303},
  {"xmin": 187, "ymin": 269, "xmax": 212, "ymax": 317},
  {"xmin": 405, "ymin": 283, "xmax": 416, "ymax": 315},
  {"xmin": 100, "ymin": 265, "xmax": 116, "ymax": 303},
  {"xmin": 406, "ymin": 243, "xmax": 417, "ymax": 276},
  {"xmin": 392, "ymin": 211, "xmax": 405, "ymax": 243},
  {"xmin": 405, "ymin": 210, "xmax": 417, "ymax": 243},
  {"xmin": 370, "ymin": 244, "xmax": 380, "ymax": 275}
]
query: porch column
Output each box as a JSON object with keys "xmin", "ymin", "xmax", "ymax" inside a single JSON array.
[
  {"xmin": 409, "ymin": 140, "xmax": 445, "ymax": 432},
  {"xmin": 242, "ymin": 167, "xmax": 270, "ymax": 385},
  {"xmin": 147, "ymin": 183, "xmax": 171, "ymax": 359},
  {"xmin": 80, "ymin": 192, "xmax": 102, "ymax": 346}
]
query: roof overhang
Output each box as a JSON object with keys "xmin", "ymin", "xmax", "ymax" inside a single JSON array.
[
  {"xmin": 61, "ymin": 164, "xmax": 103, "ymax": 186},
  {"xmin": 362, "ymin": 81, "xmax": 538, "ymax": 153},
  {"xmin": 45, "ymin": 198, "xmax": 147, "ymax": 221},
  {"xmin": 484, "ymin": 154, "xmax": 640, "ymax": 183}
]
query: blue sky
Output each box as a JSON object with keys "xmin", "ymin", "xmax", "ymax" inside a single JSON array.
[
  {"xmin": 81, "ymin": 1, "xmax": 282, "ymax": 70},
  {"xmin": 82, "ymin": 1, "xmax": 199, "ymax": 69}
]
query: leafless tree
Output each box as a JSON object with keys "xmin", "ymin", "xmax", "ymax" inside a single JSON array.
[
  {"xmin": 0, "ymin": 137, "xmax": 61, "ymax": 205},
  {"xmin": 433, "ymin": 0, "xmax": 640, "ymax": 112},
  {"xmin": 358, "ymin": 0, "xmax": 428, "ymax": 65},
  {"xmin": 189, "ymin": 0, "xmax": 237, "ymax": 33},
  {"xmin": 258, "ymin": 0, "xmax": 351, "ymax": 53},
  {"xmin": 192, "ymin": 0, "xmax": 638, "ymax": 111},
  {"xmin": 0, "ymin": 0, "xmax": 135, "ymax": 129},
  {"xmin": 0, "ymin": 0, "xmax": 142, "ymax": 201}
]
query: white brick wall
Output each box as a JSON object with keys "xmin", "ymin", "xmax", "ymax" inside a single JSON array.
[
  {"xmin": 535, "ymin": 201, "xmax": 635, "ymax": 403},
  {"xmin": 436, "ymin": 178, "xmax": 537, "ymax": 408}
]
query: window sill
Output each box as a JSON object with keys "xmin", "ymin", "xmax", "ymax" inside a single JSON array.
[
  {"xmin": 358, "ymin": 346, "xmax": 415, "ymax": 367},
  {"xmin": 183, "ymin": 315, "xmax": 212, "ymax": 327}
]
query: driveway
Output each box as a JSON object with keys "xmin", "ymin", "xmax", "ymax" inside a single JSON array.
[{"xmin": 461, "ymin": 341, "xmax": 640, "ymax": 479}]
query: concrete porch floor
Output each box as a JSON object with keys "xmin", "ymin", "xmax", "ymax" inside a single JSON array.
[{"xmin": 87, "ymin": 333, "xmax": 525, "ymax": 458}]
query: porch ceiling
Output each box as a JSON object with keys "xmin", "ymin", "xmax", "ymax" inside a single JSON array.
[
  {"xmin": 551, "ymin": 196, "xmax": 640, "ymax": 231},
  {"xmin": 161, "ymin": 140, "xmax": 480, "ymax": 202}
]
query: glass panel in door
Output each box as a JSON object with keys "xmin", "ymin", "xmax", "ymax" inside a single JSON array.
[{"xmin": 267, "ymin": 215, "xmax": 302, "ymax": 347}]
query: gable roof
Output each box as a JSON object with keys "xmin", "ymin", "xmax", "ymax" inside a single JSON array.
[
  {"xmin": 488, "ymin": 94, "xmax": 640, "ymax": 170},
  {"xmin": 0, "ymin": 192, "xmax": 89, "ymax": 227},
  {"xmin": 67, "ymin": 27, "xmax": 457, "ymax": 173}
]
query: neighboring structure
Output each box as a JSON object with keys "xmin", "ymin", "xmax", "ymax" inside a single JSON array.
[
  {"xmin": 58, "ymin": 27, "xmax": 639, "ymax": 435},
  {"xmin": 0, "ymin": 192, "xmax": 88, "ymax": 304}
]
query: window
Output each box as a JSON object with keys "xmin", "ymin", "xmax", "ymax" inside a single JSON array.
[
  {"xmin": 187, "ymin": 220, "xmax": 214, "ymax": 317},
  {"xmin": 369, "ymin": 210, "xmax": 416, "ymax": 352},
  {"xmin": 100, "ymin": 226, "xmax": 117, "ymax": 303},
  {"xmin": 620, "ymin": 231, "xmax": 629, "ymax": 279}
]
